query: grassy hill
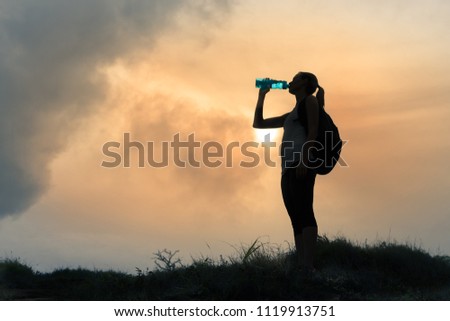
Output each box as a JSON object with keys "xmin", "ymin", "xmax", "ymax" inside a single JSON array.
[{"xmin": 1, "ymin": 236, "xmax": 450, "ymax": 300}]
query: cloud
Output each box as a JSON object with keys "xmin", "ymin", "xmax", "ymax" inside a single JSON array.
[
  {"xmin": 0, "ymin": 0, "xmax": 233, "ymax": 218},
  {"xmin": 108, "ymin": 86, "xmax": 270, "ymax": 215}
]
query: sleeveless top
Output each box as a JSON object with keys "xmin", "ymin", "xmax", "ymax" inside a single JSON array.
[{"xmin": 280, "ymin": 98, "xmax": 308, "ymax": 175}]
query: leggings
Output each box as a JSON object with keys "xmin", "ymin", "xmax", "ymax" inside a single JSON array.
[{"xmin": 281, "ymin": 168, "xmax": 317, "ymax": 235}]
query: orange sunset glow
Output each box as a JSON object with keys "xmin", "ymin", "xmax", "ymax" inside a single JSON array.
[{"xmin": 1, "ymin": 0, "xmax": 449, "ymax": 273}]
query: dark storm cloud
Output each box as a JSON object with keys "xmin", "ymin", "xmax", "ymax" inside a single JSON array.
[{"xmin": 0, "ymin": 0, "xmax": 232, "ymax": 217}]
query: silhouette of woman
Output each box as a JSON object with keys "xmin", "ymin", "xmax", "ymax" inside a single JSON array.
[{"xmin": 253, "ymin": 72, "xmax": 323, "ymax": 270}]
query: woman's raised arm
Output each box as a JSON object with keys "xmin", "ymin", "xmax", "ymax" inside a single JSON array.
[{"xmin": 253, "ymin": 88, "xmax": 288, "ymax": 129}]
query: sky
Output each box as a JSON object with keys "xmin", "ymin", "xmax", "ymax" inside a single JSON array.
[{"xmin": 1, "ymin": 0, "xmax": 450, "ymax": 273}]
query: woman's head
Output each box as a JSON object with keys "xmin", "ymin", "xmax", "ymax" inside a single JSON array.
[{"xmin": 289, "ymin": 71, "xmax": 319, "ymax": 95}]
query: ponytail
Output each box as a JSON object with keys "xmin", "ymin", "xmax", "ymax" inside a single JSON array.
[{"xmin": 316, "ymin": 85, "xmax": 325, "ymax": 109}]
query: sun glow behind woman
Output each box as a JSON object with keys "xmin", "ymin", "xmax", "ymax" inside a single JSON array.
[{"xmin": 254, "ymin": 128, "xmax": 279, "ymax": 144}]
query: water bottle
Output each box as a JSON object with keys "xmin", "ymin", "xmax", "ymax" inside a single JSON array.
[{"xmin": 255, "ymin": 78, "xmax": 289, "ymax": 89}]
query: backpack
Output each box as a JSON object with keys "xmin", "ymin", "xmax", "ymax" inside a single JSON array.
[{"xmin": 298, "ymin": 101, "xmax": 342, "ymax": 175}]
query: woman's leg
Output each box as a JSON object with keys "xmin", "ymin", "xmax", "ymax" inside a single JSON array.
[
  {"xmin": 294, "ymin": 232, "xmax": 303, "ymax": 265},
  {"xmin": 282, "ymin": 169, "xmax": 317, "ymax": 268},
  {"xmin": 281, "ymin": 170, "xmax": 303, "ymax": 264},
  {"xmin": 299, "ymin": 171, "xmax": 317, "ymax": 269},
  {"xmin": 302, "ymin": 226, "xmax": 317, "ymax": 269}
]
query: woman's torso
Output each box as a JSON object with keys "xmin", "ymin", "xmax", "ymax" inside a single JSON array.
[{"xmin": 281, "ymin": 98, "xmax": 308, "ymax": 174}]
